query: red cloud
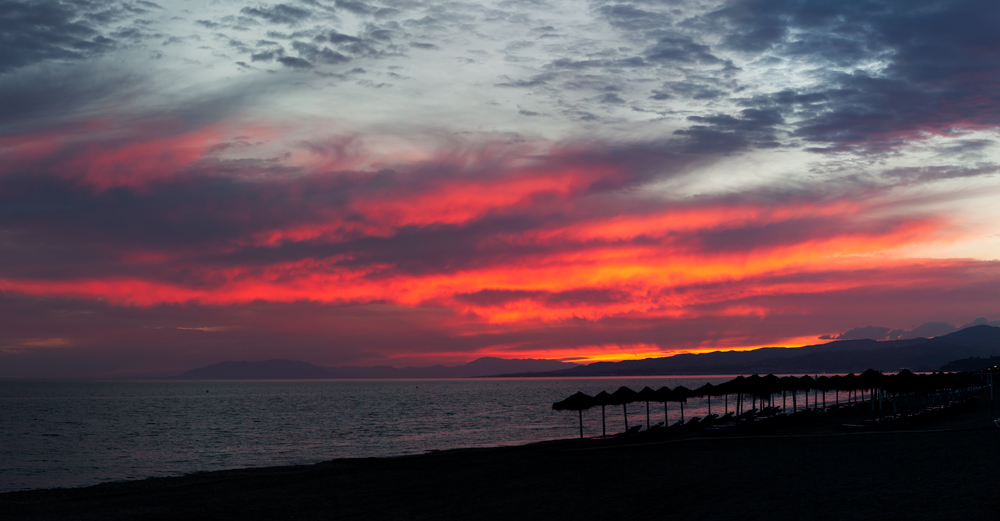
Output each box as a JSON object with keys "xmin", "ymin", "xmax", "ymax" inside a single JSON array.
[{"xmin": 0, "ymin": 119, "xmax": 990, "ymax": 367}]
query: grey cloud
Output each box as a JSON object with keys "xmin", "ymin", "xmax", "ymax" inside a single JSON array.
[
  {"xmin": 597, "ymin": 93, "xmax": 625, "ymax": 104},
  {"xmin": 960, "ymin": 317, "xmax": 1000, "ymax": 329},
  {"xmin": 373, "ymin": 7, "xmax": 400, "ymax": 19},
  {"xmin": 880, "ymin": 165, "xmax": 997, "ymax": 185},
  {"xmin": 240, "ymin": 4, "xmax": 312, "ymax": 25},
  {"xmin": 655, "ymin": 81, "xmax": 725, "ymax": 101},
  {"xmin": 547, "ymin": 57, "xmax": 649, "ymax": 70},
  {"xmin": 335, "ymin": 0, "xmax": 377, "ymax": 15},
  {"xmin": 645, "ymin": 36, "xmax": 722, "ymax": 64},
  {"xmin": 597, "ymin": 4, "xmax": 668, "ymax": 33},
  {"xmin": 277, "ymin": 55, "xmax": 313, "ymax": 68},
  {"xmin": 292, "ymin": 41, "xmax": 350, "ymax": 64},
  {"xmin": 329, "ymin": 31, "xmax": 362, "ymax": 44},
  {"xmin": 495, "ymin": 73, "xmax": 555, "ymax": 88},
  {"xmin": 823, "ymin": 321, "xmax": 962, "ymax": 341},
  {"xmin": 0, "ymin": 63, "xmax": 142, "ymax": 130},
  {"xmin": 251, "ymin": 50, "xmax": 278, "ymax": 61},
  {"xmin": 674, "ymin": 107, "xmax": 784, "ymax": 153}
]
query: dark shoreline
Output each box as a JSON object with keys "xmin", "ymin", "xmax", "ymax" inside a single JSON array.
[{"xmin": 4, "ymin": 399, "xmax": 1000, "ymax": 520}]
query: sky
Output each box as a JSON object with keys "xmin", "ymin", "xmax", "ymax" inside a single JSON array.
[{"xmin": 2, "ymin": 0, "xmax": 1000, "ymax": 377}]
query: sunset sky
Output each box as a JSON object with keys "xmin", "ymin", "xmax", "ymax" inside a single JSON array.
[{"xmin": 3, "ymin": 0, "xmax": 1000, "ymax": 377}]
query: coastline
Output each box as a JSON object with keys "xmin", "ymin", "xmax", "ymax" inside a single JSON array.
[{"xmin": 4, "ymin": 398, "xmax": 999, "ymax": 520}]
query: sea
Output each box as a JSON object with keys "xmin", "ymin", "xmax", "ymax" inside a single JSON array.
[{"xmin": 1, "ymin": 376, "xmax": 738, "ymax": 493}]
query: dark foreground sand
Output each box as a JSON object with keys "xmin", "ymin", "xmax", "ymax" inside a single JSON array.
[{"xmin": 4, "ymin": 398, "xmax": 1000, "ymax": 521}]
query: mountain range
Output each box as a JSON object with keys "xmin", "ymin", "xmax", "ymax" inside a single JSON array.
[
  {"xmin": 496, "ymin": 325, "xmax": 1000, "ymax": 377},
  {"xmin": 174, "ymin": 325, "xmax": 1000, "ymax": 379}
]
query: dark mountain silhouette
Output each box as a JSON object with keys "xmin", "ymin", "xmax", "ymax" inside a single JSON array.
[
  {"xmin": 940, "ymin": 356, "xmax": 1000, "ymax": 372},
  {"xmin": 496, "ymin": 325, "xmax": 1000, "ymax": 376},
  {"xmin": 174, "ymin": 357, "xmax": 579, "ymax": 379},
  {"xmin": 175, "ymin": 326, "xmax": 1000, "ymax": 379}
]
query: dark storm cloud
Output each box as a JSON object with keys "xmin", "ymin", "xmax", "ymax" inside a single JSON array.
[
  {"xmin": 704, "ymin": 0, "xmax": 1000, "ymax": 154},
  {"xmin": 0, "ymin": 0, "xmax": 119, "ymax": 74},
  {"xmin": 674, "ymin": 107, "xmax": 783, "ymax": 153}
]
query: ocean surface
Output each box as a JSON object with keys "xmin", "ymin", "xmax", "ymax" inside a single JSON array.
[{"xmin": 0, "ymin": 377, "xmax": 737, "ymax": 493}]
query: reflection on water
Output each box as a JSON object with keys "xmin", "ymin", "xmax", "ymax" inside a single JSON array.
[{"xmin": 1, "ymin": 376, "xmax": 741, "ymax": 492}]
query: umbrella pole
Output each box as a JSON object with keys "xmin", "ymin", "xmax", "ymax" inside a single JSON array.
[
  {"xmin": 708, "ymin": 395, "xmax": 711, "ymax": 415},
  {"xmin": 601, "ymin": 405, "xmax": 606, "ymax": 438},
  {"xmin": 623, "ymin": 403, "xmax": 629, "ymax": 430},
  {"xmin": 783, "ymin": 391, "xmax": 786, "ymax": 412},
  {"xmin": 578, "ymin": 410, "xmax": 583, "ymax": 439},
  {"xmin": 646, "ymin": 401, "xmax": 650, "ymax": 429},
  {"xmin": 725, "ymin": 394, "xmax": 728, "ymax": 415},
  {"xmin": 680, "ymin": 402, "xmax": 685, "ymax": 423}
]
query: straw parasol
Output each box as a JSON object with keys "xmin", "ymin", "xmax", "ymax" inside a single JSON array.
[
  {"xmin": 610, "ymin": 386, "xmax": 639, "ymax": 431},
  {"xmin": 636, "ymin": 386, "xmax": 659, "ymax": 429},
  {"xmin": 655, "ymin": 386, "xmax": 673, "ymax": 426},
  {"xmin": 672, "ymin": 385, "xmax": 692, "ymax": 423},
  {"xmin": 593, "ymin": 390, "xmax": 613, "ymax": 437},
  {"xmin": 552, "ymin": 391, "xmax": 595, "ymax": 439}
]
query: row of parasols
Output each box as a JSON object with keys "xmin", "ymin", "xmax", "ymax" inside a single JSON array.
[{"xmin": 552, "ymin": 369, "xmax": 983, "ymax": 439}]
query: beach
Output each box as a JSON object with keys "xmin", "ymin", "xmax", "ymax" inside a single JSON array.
[{"xmin": 4, "ymin": 396, "xmax": 999, "ymax": 520}]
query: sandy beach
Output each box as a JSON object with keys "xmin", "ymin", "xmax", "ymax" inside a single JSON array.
[{"xmin": 4, "ymin": 397, "xmax": 999, "ymax": 521}]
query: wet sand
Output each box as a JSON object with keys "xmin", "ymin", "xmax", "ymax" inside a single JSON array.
[{"xmin": 4, "ymin": 399, "xmax": 1000, "ymax": 520}]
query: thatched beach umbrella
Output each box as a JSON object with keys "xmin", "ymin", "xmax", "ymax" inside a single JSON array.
[
  {"xmin": 762, "ymin": 374, "xmax": 782, "ymax": 410},
  {"xmin": 553, "ymin": 391, "xmax": 595, "ymax": 439},
  {"xmin": 780, "ymin": 375, "xmax": 799, "ymax": 412},
  {"xmin": 799, "ymin": 375, "xmax": 816, "ymax": 409},
  {"xmin": 636, "ymin": 386, "xmax": 659, "ymax": 429},
  {"xmin": 655, "ymin": 386, "xmax": 673, "ymax": 425},
  {"xmin": 672, "ymin": 385, "xmax": 692, "ymax": 423},
  {"xmin": 695, "ymin": 382, "xmax": 716, "ymax": 415},
  {"xmin": 713, "ymin": 378, "xmax": 738, "ymax": 415},
  {"xmin": 593, "ymin": 390, "xmax": 612, "ymax": 437},
  {"xmin": 858, "ymin": 369, "xmax": 886, "ymax": 411},
  {"xmin": 610, "ymin": 386, "xmax": 639, "ymax": 431}
]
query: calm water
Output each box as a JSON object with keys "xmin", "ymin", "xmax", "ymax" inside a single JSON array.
[{"xmin": 0, "ymin": 377, "xmax": 735, "ymax": 492}]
